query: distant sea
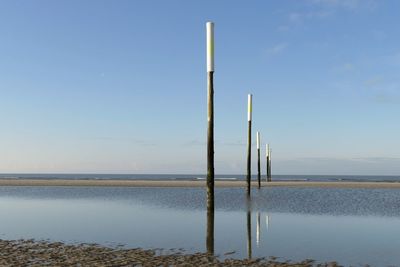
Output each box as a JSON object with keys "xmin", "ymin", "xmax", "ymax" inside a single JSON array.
[{"xmin": 0, "ymin": 173, "xmax": 400, "ymax": 182}]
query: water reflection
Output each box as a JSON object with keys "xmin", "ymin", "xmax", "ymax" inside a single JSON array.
[
  {"xmin": 2, "ymin": 187, "xmax": 400, "ymax": 266},
  {"xmin": 206, "ymin": 197, "xmax": 214, "ymax": 255},
  {"xmin": 246, "ymin": 196, "xmax": 252, "ymax": 259},
  {"xmin": 256, "ymin": 211, "xmax": 260, "ymax": 247},
  {"xmin": 245, "ymin": 198, "xmax": 270, "ymax": 258}
]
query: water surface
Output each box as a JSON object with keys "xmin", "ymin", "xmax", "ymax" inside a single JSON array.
[
  {"xmin": 0, "ymin": 186, "xmax": 399, "ymax": 266},
  {"xmin": 1, "ymin": 173, "xmax": 400, "ymax": 182}
]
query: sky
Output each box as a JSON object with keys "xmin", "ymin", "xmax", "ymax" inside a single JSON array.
[{"xmin": 1, "ymin": 0, "xmax": 400, "ymax": 175}]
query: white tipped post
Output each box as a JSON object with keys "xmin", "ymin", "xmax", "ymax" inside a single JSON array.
[
  {"xmin": 206, "ymin": 21, "xmax": 215, "ymax": 255},
  {"xmin": 256, "ymin": 131, "xmax": 261, "ymax": 188},
  {"xmin": 247, "ymin": 94, "xmax": 252, "ymax": 122},
  {"xmin": 206, "ymin": 22, "xmax": 214, "ymax": 73},
  {"xmin": 246, "ymin": 94, "xmax": 253, "ymax": 195}
]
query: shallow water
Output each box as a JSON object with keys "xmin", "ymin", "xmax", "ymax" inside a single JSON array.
[
  {"xmin": 2, "ymin": 173, "xmax": 400, "ymax": 182},
  {"xmin": 0, "ymin": 186, "xmax": 399, "ymax": 266}
]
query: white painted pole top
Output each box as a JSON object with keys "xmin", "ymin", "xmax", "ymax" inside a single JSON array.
[
  {"xmin": 266, "ymin": 143, "xmax": 269, "ymax": 157},
  {"xmin": 206, "ymin": 22, "xmax": 214, "ymax": 72},
  {"xmin": 247, "ymin": 94, "xmax": 252, "ymax": 121},
  {"xmin": 256, "ymin": 131, "xmax": 260, "ymax": 149}
]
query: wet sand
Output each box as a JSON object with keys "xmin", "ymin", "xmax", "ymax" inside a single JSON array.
[
  {"xmin": 0, "ymin": 239, "xmax": 339, "ymax": 266},
  {"xmin": 0, "ymin": 178, "xmax": 399, "ymax": 188}
]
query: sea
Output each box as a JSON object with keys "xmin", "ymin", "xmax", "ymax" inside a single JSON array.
[
  {"xmin": 1, "ymin": 174, "xmax": 400, "ymax": 266},
  {"xmin": 1, "ymin": 173, "xmax": 400, "ymax": 182}
]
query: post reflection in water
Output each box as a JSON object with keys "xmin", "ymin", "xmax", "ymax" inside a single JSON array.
[
  {"xmin": 206, "ymin": 196, "xmax": 214, "ymax": 255},
  {"xmin": 205, "ymin": 193, "xmax": 270, "ymax": 258},
  {"xmin": 256, "ymin": 211, "xmax": 261, "ymax": 247},
  {"xmin": 246, "ymin": 198, "xmax": 270, "ymax": 258},
  {"xmin": 246, "ymin": 196, "xmax": 252, "ymax": 259}
]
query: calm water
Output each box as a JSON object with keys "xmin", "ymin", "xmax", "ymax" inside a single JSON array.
[
  {"xmin": 1, "ymin": 173, "xmax": 400, "ymax": 182},
  {"xmin": 0, "ymin": 186, "xmax": 400, "ymax": 266}
]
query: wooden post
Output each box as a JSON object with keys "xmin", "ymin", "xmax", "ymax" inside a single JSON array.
[
  {"xmin": 269, "ymin": 147, "xmax": 272, "ymax": 181},
  {"xmin": 206, "ymin": 22, "xmax": 215, "ymax": 210},
  {"xmin": 246, "ymin": 94, "xmax": 252, "ymax": 195},
  {"xmin": 206, "ymin": 21, "xmax": 215, "ymax": 257},
  {"xmin": 266, "ymin": 144, "xmax": 270, "ymax": 182},
  {"xmin": 257, "ymin": 131, "xmax": 261, "ymax": 189}
]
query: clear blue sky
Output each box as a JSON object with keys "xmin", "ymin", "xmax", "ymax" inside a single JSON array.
[{"xmin": 1, "ymin": 0, "xmax": 400, "ymax": 175}]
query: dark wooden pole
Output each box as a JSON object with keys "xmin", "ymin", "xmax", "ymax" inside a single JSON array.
[
  {"xmin": 265, "ymin": 144, "xmax": 271, "ymax": 182},
  {"xmin": 206, "ymin": 71, "xmax": 214, "ymax": 256},
  {"xmin": 206, "ymin": 21, "xmax": 215, "ymax": 256},
  {"xmin": 267, "ymin": 156, "xmax": 270, "ymax": 181},
  {"xmin": 207, "ymin": 71, "xmax": 214, "ymax": 208},
  {"xmin": 269, "ymin": 148, "xmax": 272, "ymax": 181},
  {"xmin": 257, "ymin": 131, "xmax": 261, "ymax": 189},
  {"xmin": 265, "ymin": 144, "xmax": 269, "ymax": 182},
  {"xmin": 206, "ymin": 22, "xmax": 214, "ymax": 212},
  {"xmin": 246, "ymin": 94, "xmax": 252, "ymax": 195}
]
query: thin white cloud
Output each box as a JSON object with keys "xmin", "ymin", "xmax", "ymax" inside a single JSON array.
[
  {"xmin": 283, "ymin": 0, "xmax": 377, "ymax": 30},
  {"xmin": 311, "ymin": 0, "xmax": 360, "ymax": 9},
  {"xmin": 373, "ymin": 93, "xmax": 400, "ymax": 104},
  {"xmin": 276, "ymin": 25, "xmax": 290, "ymax": 32},
  {"xmin": 371, "ymin": 29, "xmax": 387, "ymax": 41},
  {"xmin": 332, "ymin": 62, "xmax": 356, "ymax": 73},
  {"xmin": 288, "ymin": 10, "xmax": 331, "ymax": 23},
  {"xmin": 265, "ymin": 43, "xmax": 288, "ymax": 56},
  {"xmin": 342, "ymin": 63, "xmax": 355, "ymax": 72},
  {"xmin": 390, "ymin": 52, "xmax": 400, "ymax": 66},
  {"xmin": 309, "ymin": 0, "xmax": 377, "ymax": 10},
  {"xmin": 364, "ymin": 76, "xmax": 383, "ymax": 87}
]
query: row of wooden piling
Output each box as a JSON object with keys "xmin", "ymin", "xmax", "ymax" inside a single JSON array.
[
  {"xmin": 206, "ymin": 21, "xmax": 275, "ymax": 256},
  {"xmin": 207, "ymin": 22, "xmax": 272, "ymax": 199},
  {"xmin": 257, "ymin": 133, "xmax": 273, "ymax": 184},
  {"xmin": 247, "ymin": 99, "xmax": 273, "ymax": 191}
]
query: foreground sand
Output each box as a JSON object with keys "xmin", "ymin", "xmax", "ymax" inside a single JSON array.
[
  {"xmin": 0, "ymin": 178, "xmax": 400, "ymax": 189},
  {"xmin": 0, "ymin": 239, "xmax": 340, "ymax": 267}
]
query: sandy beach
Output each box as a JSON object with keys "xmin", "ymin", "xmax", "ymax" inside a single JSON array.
[
  {"xmin": 0, "ymin": 239, "xmax": 339, "ymax": 267},
  {"xmin": 0, "ymin": 178, "xmax": 399, "ymax": 188}
]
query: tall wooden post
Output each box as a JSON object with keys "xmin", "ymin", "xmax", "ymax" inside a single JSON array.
[
  {"xmin": 257, "ymin": 131, "xmax": 261, "ymax": 189},
  {"xmin": 266, "ymin": 144, "xmax": 270, "ymax": 182},
  {"xmin": 246, "ymin": 94, "xmax": 252, "ymax": 195},
  {"xmin": 269, "ymin": 147, "xmax": 272, "ymax": 181},
  {"xmin": 206, "ymin": 21, "xmax": 215, "ymax": 257},
  {"xmin": 206, "ymin": 22, "xmax": 214, "ymax": 210}
]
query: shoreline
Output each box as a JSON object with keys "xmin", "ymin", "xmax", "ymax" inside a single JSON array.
[
  {"xmin": 0, "ymin": 239, "xmax": 337, "ymax": 266},
  {"xmin": 0, "ymin": 178, "xmax": 400, "ymax": 188}
]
